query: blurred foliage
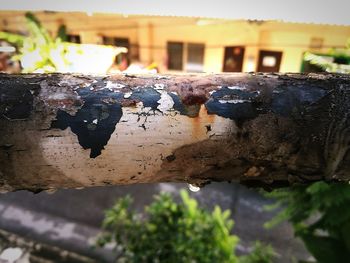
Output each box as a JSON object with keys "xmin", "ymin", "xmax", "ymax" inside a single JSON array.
[
  {"xmin": 266, "ymin": 182, "xmax": 350, "ymax": 263},
  {"xmin": 0, "ymin": 12, "xmax": 124, "ymax": 74},
  {"xmin": 304, "ymin": 39, "xmax": 350, "ymax": 73},
  {"xmin": 0, "ymin": 12, "xmax": 71, "ymax": 73},
  {"xmin": 239, "ymin": 241, "xmax": 277, "ymax": 263},
  {"xmin": 97, "ymin": 189, "xmax": 275, "ymax": 263}
]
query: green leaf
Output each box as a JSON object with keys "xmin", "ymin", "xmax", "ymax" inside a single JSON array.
[
  {"xmin": 0, "ymin": 31, "xmax": 24, "ymax": 46},
  {"xmin": 57, "ymin": 25, "xmax": 67, "ymax": 41},
  {"xmin": 25, "ymin": 12, "xmax": 52, "ymax": 45},
  {"xmin": 300, "ymin": 232, "xmax": 349, "ymax": 263}
]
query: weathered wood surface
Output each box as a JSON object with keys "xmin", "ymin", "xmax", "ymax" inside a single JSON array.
[{"xmin": 0, "ymin": 72, "xmax": 350, "ymax": 192}]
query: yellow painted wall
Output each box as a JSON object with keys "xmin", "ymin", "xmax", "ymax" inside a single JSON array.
[
  {"xmin": 257, "ymin": 25, "xmax": 350, "ymax": 72},
  {"xmin": 150, "ymin": 20, "xmax": 260, "ymax": 72},
  {"xmin": 150, "ymin": 20, "xmax": 350, "ymax": 73}
]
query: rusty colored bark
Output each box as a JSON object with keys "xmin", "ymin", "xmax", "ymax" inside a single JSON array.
[{"xmin": 0, "ymin": 72, "xmax": 350, "ymax": 192}]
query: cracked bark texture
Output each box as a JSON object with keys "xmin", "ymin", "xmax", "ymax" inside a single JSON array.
[{"xmin": 0, "ymin": 72, "xmax": 350, "ymax": 192}]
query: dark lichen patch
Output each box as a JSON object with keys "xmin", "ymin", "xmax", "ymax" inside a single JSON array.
[
  {"xmin": 205, "ymin": 87, "xmax": 259, "ymax": 123},
  {"xmin": 211, "ymin": 87, "xmax": 259, "ymax": 101},
  {"xmin": 129, "ymin": 87, "xmax": 161, "ymax": 111},
  {"xmin": 271, "ymin": 84, "xmax": 327, "ymax": 117},
  {"xmin": 0, "ymin": 83, "xmax": 36, "ymax": 120},
  {"xmin": 3, "ymin": 91, "xmax": 33, "ymax": 120},
  {"xmin": 168, "ymin": 92, "xmax": 187, "ymax": 115},
  {"xmin": 51, "ymin": 87, "xmax": 124, "ymax": 158}
]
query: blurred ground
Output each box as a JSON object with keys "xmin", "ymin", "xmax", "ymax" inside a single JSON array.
[{"xmin": 0, "ymin": 182, "xmax": 310, "ymax": 262}]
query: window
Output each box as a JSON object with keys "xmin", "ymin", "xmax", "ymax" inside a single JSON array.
[
  {"xmin": 66, "ymin": 34, "xmax": 81, "ymax": 44},
  {"xmin": 167, "ymin": 42, "xmax": 205, "ymax": 72},
  {"xmin": 102, "ymin": 37, "xmax": 129, "ymax": 48},
  {"xmin": 186, "ymin": 43, "xmax": 205, "ymax": 72},
  {"xmin": 167, "ymin": 42, "xmax": 184, "ymax": 70}
]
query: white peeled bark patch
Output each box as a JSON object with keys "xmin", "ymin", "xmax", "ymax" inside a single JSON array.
[
  {"xmin": 0, "ymin": 72, "xmax": 350, "ymax": 192},
  {"xmin": 157, "ymin": 90, "xmax": 175, "ymax": 112}
]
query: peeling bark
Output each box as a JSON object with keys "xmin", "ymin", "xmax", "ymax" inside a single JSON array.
[{"xmin": 0, "ymin": 72, "xmax": 350, "ymax": 192}]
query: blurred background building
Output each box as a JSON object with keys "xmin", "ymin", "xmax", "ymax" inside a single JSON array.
[{"xmin": 0, "ymin": 11, "xmax": 349, "ymax": 74}]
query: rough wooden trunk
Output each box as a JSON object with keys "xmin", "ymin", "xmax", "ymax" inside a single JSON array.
[{"xmin": 0, "ymin": 72, "xmax": 350, "ymax": 192}]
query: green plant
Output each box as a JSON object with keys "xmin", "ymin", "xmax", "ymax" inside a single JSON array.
[
  {"xmin": 0, "ymin": 12, "xmax": 70, "ymax": 73},
  {"xmin": 266, "ymin": 182, "xmax": 350, "ymax": 263},
  {"xmin": 304, "ymin": 39, "xmax": 350, "ymax": 73},
  {"xmin": 98, "ymin": 190, "xmax": 239, "ymax": 262},
  {"xmin": 240, "ymin": 241, "xmax": 277, "ymax": 263},
  {"xmin": 97, "ymin": 189, "xmax": 275, "ymax": 263},
  {"xmin": 1, "ymin": 12, "xmax": 126, "ymax": 74}
]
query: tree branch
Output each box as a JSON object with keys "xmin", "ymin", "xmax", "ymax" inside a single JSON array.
[{"xmin": 0, "ymin": 72, "xmax": 349, "ymax": 192}]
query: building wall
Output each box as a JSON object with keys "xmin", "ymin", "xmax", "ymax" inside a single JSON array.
[
  {"xmin": 149, "ymin": 20, "xmax": 350, "ymax": 73},
  {"xmin": 257, "ymin": 25, "xmax": 350, "ymax": 72},
  {"xmin": 150, "ymin": 20, "xmax": 260, "ymax": 72},
  {"xmin": 1, "ymin": 11, "xmax": 350, "ymax": 73}
]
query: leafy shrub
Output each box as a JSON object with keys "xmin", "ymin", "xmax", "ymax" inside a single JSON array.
[
  {"xmin": 98, "ymin": 189, "xmax": 239, "ymax": 262},
  {"xmin": 266, "ymin": 182, "xmax": 350, "ymax": 263},
  {"xmin": 240, "ymin": 241, "xmax": 277, "ymax": 263},
  {"xmin": 97, "ymin": 189, "xmax": 275, "ymax": 263}
]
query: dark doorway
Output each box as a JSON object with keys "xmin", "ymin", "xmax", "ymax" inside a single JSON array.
[
  {"xmin": 167, "ymin": 42, "xmax": 184, "ymax": 70},
  {"xmin": 223, "ymin": 46, "xmax": 245, "ymax": 72},
  {"xmin": 257, "ymin": 50, "xmax": 282, "ymax": 72}
]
